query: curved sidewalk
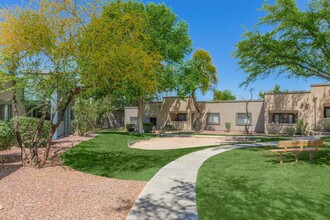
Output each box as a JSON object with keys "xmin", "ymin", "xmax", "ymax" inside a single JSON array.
[{"xmin": 126, "ymin": 142, "xmax": 277, "ymax": 220}]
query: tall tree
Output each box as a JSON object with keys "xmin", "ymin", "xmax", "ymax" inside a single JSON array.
[
  {"xmin": 83, "ymin": 1, "xmax": 192, "ymax": 132},
  {"xmin": 258, "ymin": 84, "xmax": 282, "ymax": 99},
  {"xmin": 0, "ymin": 0, "xmax": 102, "ymax": 167},
  {"xmin": 234, "ymin": 0, "xmax": 330, "ymax": 86},
  {"xmin": 177, "ymin": 49, "xmax": 218, "ymax": 131},
  {"xmin": 213, "ymin": 89, "xmax": 236, "ymax": 101}
]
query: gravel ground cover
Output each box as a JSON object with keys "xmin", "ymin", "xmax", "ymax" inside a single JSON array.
[
  {"xmin": 129, "ymin": 136, "xmax": 244, "ymax": 150},
  {"xmin": 0, "ymin": 135, "xmax": 146, "ymax": 220}
]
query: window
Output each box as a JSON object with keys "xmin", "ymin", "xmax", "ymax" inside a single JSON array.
[
  {"xmin": 149, "ymin": 117, "xmax": 157, "ymax": 126},
  {"xmin": 324, "ymin": 106, "xmax": 330, "ymax": 118},
  {"xmin": 0, "ymin": 105, "xmax": 4, "ymax": 120},
  {"xmin": 0, "ymin": 105, "xmax": 12, "ymax": 121},
  {"xmin": 176, "ymin": 113, "xmax": 187, "ymax": 121},
  {"xmin": 130, "ymin": 117, "xmax": 138, "ymax": 125},
  {"xmin": 207, "ymin": 113, "xmax": 220, "ymax": 125},
  {"xmin": 272, "ymin": 113, "xmax": 297, "ymax": 124},
  {"xmin": 236, "ymin": 113, "xmax": 251, "ymax": 125}
]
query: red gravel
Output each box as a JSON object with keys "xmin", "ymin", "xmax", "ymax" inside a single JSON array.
[{"xmin": 0, "ymin": 135, "xmax": 146, "ymax": 220}]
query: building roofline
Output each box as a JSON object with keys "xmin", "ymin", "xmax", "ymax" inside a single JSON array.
[
  {"xmin": 198, "ymin": 100, "xmax": 264, "ymax": 103},
  {"xmin": 310, "ymin": 83, "xmax": 330, "ymax": 87},
  {"xmin": 264, "ymin": 91, "xmax": 310, "ymax": 95}
]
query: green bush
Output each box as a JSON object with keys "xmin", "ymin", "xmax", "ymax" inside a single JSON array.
[
  {"xmin": 295, "ymin": 119, "xmax": 309, "ymax": 135},
  {"xmin": 164, "ymin": 123, "xmax": 173, "ymax": 132},
  {"xmin": 0, "ymin": 156, "xmax": 5, "ymax": 164},
  {"xmin": 286, "ymin": 126, "xmax": 295, "ymax": 136},
  {"xmin": 323, "ymin": 122, "xmax": 330, "ymax": 132},
  {"xmin": 126, "ymin": 124, "xmax": 136, "ymax": 132},
  {"xmin": 10, "ymin": 116, "xmax": 50, "ymax": 148},
  {"xmin": 72, "ymin": 99, "xmax": 98, "ymax": 136},
  {"xmin": 225, "ymin": 122, "xmax": 231, "ymax": 132},
  {"xmin": 143, "ymin": 123, "xmax": 153, "ymax": 133},
  {"xmin": 0, "ymin": 120, "xmax": 14, "ymax": 150}
]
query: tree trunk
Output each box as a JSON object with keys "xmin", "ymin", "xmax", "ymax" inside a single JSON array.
[
  {"xmin": 245, "ymin": 89, "xmax": 253, "ymax": 135},
  {"xmin": 30, "ymin": 109, "xmax": 47, "ymax": 167},
  {"xmin": 39, "ymin": 88, "xmax": 79, "ymax": 168},
  {"xmin": 137, "ymin": 97, "xmax": 144, "ymax": 133},
  {"xmin": 192, "ymin": 93, "xmax": 204, "ymax": 132},
  {"xmin": 11, "ymin": 79, "xmax": 28, "ymax": 166}
]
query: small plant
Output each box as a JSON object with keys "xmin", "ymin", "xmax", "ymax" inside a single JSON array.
[
  {"xmin": 10, "ymin": 117, "xmax": 50, "ymax": 148},
  {"xmin": 323, "ymin": 122, "xmax": 330, "ymax": 132},
  {"xmin": 0, "ymin": 120, "xmax": 13, "ymax": 150},
  {"xmin": 225, "ymin": 122, "xmax": 231, "ymax": 132},
  {"xmin": 0, "ymin": 156, "xmax": 5, "ymax": 165},
  {"xmin": 295, "ymin": 119, "xmax": 309, "ymax": 135},
  {"xmin": 286, "ymin": 126, "xmax": 295, "ymax": 136},
  {"xmin": 164, "ymin": 123, "xmax": 173, "ymax": 132},
  {"xmin": 126, "ymin": 124, "xmax": 136, "ymax": 132},
  {"xmin": 143, "ymin": 123, "xmax": 153, "ymax": 133}
]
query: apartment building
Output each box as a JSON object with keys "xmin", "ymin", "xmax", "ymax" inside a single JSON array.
[{"xmin": 125, "ymin": 84, "xmax": 330, "ymax": 134}]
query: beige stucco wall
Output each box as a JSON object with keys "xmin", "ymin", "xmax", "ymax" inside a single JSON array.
[
  {"xmin": 264, "ymin": 84, "xmax": 330, "ymax": 134},
  {"xmin": 125, "ymin": 97, "xmax": 264, "ymax": 133}
]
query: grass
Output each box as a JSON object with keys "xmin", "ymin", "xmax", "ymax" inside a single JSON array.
[
  {"xmin": 196, "ymin": 138, "xmax": 330, "ymax": 220},
  {"xmin": 61, "ymin": 131, "xmax": 215, "ymax": 181}
]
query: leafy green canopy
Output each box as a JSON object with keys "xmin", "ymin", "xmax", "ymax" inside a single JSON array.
[
  {"xmin": 234, "ymin": 0, "xmax": 330, "ymax": 86},
  {"xmin": 213, "ymin": 89, "xmax": 236, "ymax": 101},
  {"xmin": 79, "ymin": 0, "xmax": 192, "ymax": 98},
  {"xmin": 176, "ymin": 50, "xmax": 218, "ymax": 97}
]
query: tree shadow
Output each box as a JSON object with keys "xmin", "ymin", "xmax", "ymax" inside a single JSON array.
[
  {"xmin": 0, "ymin": 164, "xmax": 21, "ymax": 180},
  {"xmin": 198, "ymin": 175, "xmax": 330, "ymax": 220},
  {"xmin": 128, "ymin": 179, "xmax": 197, "ymax": 220},
  {"xmin": 264, "ymin": 148, "xmax": 330, "ymax": 165},
  {"xmin": 1, "ymin": 153, "xmax": 21, "ymax": 164}
]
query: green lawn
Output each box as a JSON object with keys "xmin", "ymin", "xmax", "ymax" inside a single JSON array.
[
  {"xmin": 61, "ymin": 131, "xmax": 214, "ymax": 181},
  {"xmin": 196, "ymin": 140, "xmax": 330, "ymax": 220}
]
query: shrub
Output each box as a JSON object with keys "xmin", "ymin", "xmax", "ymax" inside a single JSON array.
[
  {"xmin": 164, "ymin": 123, "xmax": 173, "ymax": 132},
  {"xmin": 323, "ymin": 122, "xmax": 330, "ymax": 132},
  {"xmin": 143, "ymin": 123, "xmax": 153, "ymax": 133},
  {"xmin": 72, "ymin": 99, "xmax": 98, "ymax": 136},
  {"xmin": 0, "ymin": 120, "xmax": 14, "ymax": 150},
  {"xmin": 0, "ymin": 156, "xmax": 5, "ymax": 165},
  {"xmin": 295, "ymin": 119, "xmax": 309, "ymax": 135},
  {"xmin": 126, "ymin": 123, "xmax": 136, "ymax": 132},
  {"xmin": 10, "ymin": 116, "xmax": 50, "ymax": 148},
  {"xmin": 286, "ymin": 126, "xmax": 295, "ymax": 136},
  {"xmin": 225, "ymin": 122, "xmax": 231, "ymax": 132}
]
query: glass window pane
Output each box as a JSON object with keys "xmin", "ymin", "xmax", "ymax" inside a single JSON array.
[
  {"xmin": 326, "ymin": 109, "xmax": 330, "ymax": 118},
  {"xmin": 130, "ymin": 117, "xmax": 138, "ymax": 125},
  {"xmin": 237, "ymin": 113, "xmax": 251, "ymax": 125},
  {"xmin": 208, "ymin": 113, "xmax": 219, "ymax": 124}
]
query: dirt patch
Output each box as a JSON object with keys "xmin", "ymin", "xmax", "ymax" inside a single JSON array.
[
  {"xmin": 0, "ymin": 135, "xmax": 146, "ymax": 220},
  {"xmin": 129, "ymin": 136, "xmax": 247, "ymax": 150}
]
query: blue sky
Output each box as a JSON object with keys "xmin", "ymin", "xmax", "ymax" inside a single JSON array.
[{"xmin": 1, "ymin": 0, "xmax": 326, "ymax": 100}]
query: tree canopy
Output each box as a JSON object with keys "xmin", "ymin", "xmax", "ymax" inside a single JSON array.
[
  {"xmin": 258, "ymin": 84, "xmax": 284, "ymax": 99},
  {"xmin": 175, "ymin": 49, "xmax": 218, "ymax": 131},
  {"xmin": 234, "ymin": 0, "xmax": 330, "ymax": 86},
  {"xmin": 81, "ymin": 0, "xmax": 192, "ymax": 131},
  {"xmin": 213, "ymin": 89, "xmax": 236, "ymax": 101}
]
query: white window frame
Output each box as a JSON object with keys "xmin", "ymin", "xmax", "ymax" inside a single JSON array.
[
  {"xmin": 236, "ymin": 113, "xmax": 252, "ymax": 126},
  {"xmin": 207, "ymin": 113, "xmax": 220, "ymax": 125},
  {"xmin": 130, "ymin": 117, "xmax": 138, "ymax": 126}
]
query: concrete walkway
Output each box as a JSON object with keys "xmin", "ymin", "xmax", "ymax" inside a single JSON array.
[{"xmin": 126, "ymin": 142, "xmax": 277, "ymax": 220}]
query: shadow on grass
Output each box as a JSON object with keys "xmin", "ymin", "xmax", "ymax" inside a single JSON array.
[
  {"xmin": 61, "ymin": 150, "xmax": 172, "ymax": 180},
  {"xmin": 96, "ymin": 131, "xmax": 154, "ymax": 138},
  {"xmin": 198, "ymin": 175, "xmax": 329, "ymax": 220},
  {"xmin": 264, "ymin": 148, "xmax": 330, "ymax": 166}
]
